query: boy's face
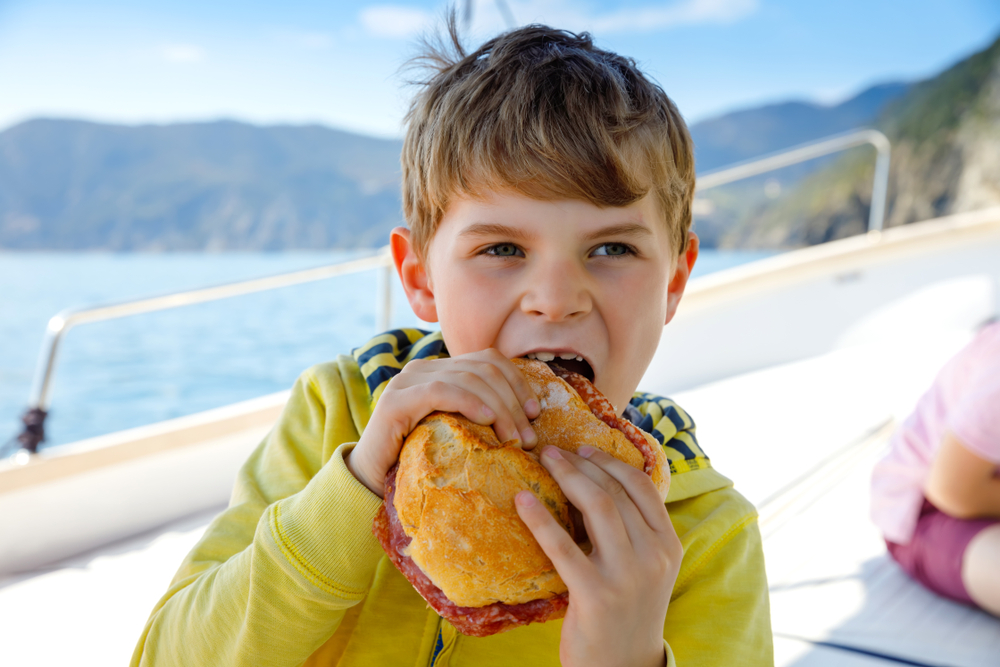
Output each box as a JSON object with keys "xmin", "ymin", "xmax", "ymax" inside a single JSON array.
[{"xmin": 392, "ymin": 191, "xmax": 698, "ymax": 413}]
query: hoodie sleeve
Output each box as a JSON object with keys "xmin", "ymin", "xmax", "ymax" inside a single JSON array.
[
  {"xmin": 662, "ymin": 487, "xmax": 773, "ymax": 666},
  {"xmin": 130, "ymin": 361, "xmax": 385, "ymax": 667}
]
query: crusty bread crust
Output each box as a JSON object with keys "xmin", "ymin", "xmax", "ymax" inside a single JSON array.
[
  {"xmin": 392, "ymin": 358, "xmax": 668, "ymax": 608},
  {"xmin": 644, "ymin": 430, "xmax": 671, "ymax": 500},
  {"xmin": 514, "ymin": 359, "xmax": 646, "ymax": 471},
  {"xmin": 394, "ymin": 412, "xmax": 571, "ymax": 607}
]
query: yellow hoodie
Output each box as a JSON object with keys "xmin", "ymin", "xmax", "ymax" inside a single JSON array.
[{"xmin": 131, "ymin": 330, "xmax": 772, "ymax": 666}]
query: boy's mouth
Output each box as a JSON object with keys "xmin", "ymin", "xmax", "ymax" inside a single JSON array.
[{"xmin": 522, "ymin": 351, "xmax": 595, "ymax": 383}]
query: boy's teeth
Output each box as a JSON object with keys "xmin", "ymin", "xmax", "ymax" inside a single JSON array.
[{"xmin": 524, "ymin": 351, "xmax": 584, "ymax": 362}]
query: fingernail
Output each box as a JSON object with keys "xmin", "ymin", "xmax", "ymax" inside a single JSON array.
[
  {"xmin": 524, "ymin": 399, "xmax": 540, "ymax": 416},
  {"xmin": 516, "ymin": 491, "xmax": 536, "ymax": 507},
  {"xmin": 521, "ymin": 426, "xmax": 537, "ymax": 444},
  {"xmin": 543, "ymin": 446, "xmax": 562, "ymax": 460},
  {"xmin": 578, "ymin": 446, "xmax": 595, "ymax": 458},
  {"xmin": 482, "ymin": 405, "xmax": 496, "ymax": 419}
]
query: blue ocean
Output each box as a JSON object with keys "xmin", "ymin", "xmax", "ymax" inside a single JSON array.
[{"xmin": 0, "ymin": 250, "xmax": 774, "ymax": 450}]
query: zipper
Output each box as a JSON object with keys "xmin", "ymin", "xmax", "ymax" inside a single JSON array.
[
  {"xmin": 428, "ymin": 623, "xmax": 444, "ymax": 667},
  {"xmin": 429, "ymin": 620, "xmax": 458, "ymax": 666}
]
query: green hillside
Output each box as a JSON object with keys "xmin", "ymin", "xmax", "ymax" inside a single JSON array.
[{"xmin": 712, "ymin": 33, "xmax": 1000, "ymax": 249}]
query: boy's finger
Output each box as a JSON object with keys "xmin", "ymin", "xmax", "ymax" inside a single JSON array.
[
  {"xmin": 575, "ymin": 446, "xmax": 673, "ymax": 536},
  {"xmin": 405, "ymin": 355, "xmax": 539, "ymax": 447},
  {"xmin": 557, "ymin": 449, "xmax": 651, "ymax": 544},
  {"xmin": 538, "ymin": 447, "xmax": 632, "ymax": 552},
  {"xmin": 514, "ymin": 491, "xmax": 591, "ymax": 589},
  {"xmin": 481, "ymin": 350, "xmax": 541, "ymax": 419},
  {"xmin": 468, "ymin": 349, "xmax": 540, "ymax": 415},
  {"xmin": 394, "ymin": 379, "xmax": 511, "ymax": 440},
  {"xmin": 390, "ymin": 369, "xmax": 515, "ymax": 442},
  {"xmin": 443, "ymin": 370, "xmax": 530, "ymax": 444},
  {"xmin": 470, "ymin": 352, "xmax": 541, "ymax": 446},
  {"xmin": 465, "ymin": 357, "xmax": 539, "ymax": 447}
]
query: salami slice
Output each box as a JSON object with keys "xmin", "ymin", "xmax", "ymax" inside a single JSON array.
[{"xmin": 548, "ymin": 363, "xmax": 659, "ymax": 476}]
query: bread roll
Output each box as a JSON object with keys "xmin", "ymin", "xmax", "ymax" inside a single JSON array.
[{"xmin": 373, "ymin": 358, "xmax": 669, "ymax": 635}]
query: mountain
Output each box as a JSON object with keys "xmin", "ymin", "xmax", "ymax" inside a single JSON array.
[
  {"xmin": 686, "ymin": 82, "xmax": 910, "ymax": 247},
  {"xmin": 689, "ymin": 82, "xmax": 909, "ymax": 173},
  {"xmin": 720, "ymin": 34, "xmax": 1000, "ymax": 248},
  {"xmin": 0, "ymin": 75, "xmax": 917, "ymax": 252},
  {"xmin": 0, "ymin": 119, "xmax": 404, "ymax": 251}
]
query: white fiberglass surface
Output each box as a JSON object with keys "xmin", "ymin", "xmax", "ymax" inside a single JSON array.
[
  {"xmin": 766, "ymin": 447, "xmax": 1000, "ymax": 667},
  {"xmin": 0, "ymin": 507, "xmax": 217, "ymax": 667}
]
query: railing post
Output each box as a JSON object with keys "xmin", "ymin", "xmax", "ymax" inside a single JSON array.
[
  {"xmin": 695, "ymin": 128, "xmax": 892, "ymax": 234},
  {"xmin": 378, "ymin": 266, "xmax": 394, "ymax": 333},
  {"xmin": 867, "ymin": 134, "xmax": 892, "ymax": 233},
  {"xmin": 377, "ymin": 251, "xmax": 394, "ymax": 333}
]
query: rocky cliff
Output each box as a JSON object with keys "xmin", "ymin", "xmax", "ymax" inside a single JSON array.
[{"xmin": 718, "ymin": 34, "xmax": 1000, "ymax": 248}]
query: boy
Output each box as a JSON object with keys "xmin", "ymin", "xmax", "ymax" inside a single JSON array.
[{"xmin": 132, "ymin": 23, "xmax": 772, "ymax": 667}]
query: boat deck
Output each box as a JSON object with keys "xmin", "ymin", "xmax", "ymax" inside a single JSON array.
[
  {"xmin": 3, "ymin": 329, "xmax": 997, "ymax": 666},
  {"xmin": 666, "ymin": 330, "xmax": 1000, "ymax": 666}
]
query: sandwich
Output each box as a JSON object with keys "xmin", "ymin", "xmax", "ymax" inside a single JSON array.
[{"xmin": 372, "ymin": 358, "xmax": 669, "ymax": 637}]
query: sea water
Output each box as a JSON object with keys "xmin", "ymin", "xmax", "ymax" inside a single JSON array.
[{"xmin": 0, "ymin": 249, "xmax": 774, "ymax": 449}]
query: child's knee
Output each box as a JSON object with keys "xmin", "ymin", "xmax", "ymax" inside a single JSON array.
[{"xmin": 963, "ymin": 524, "xmax": 1000, "ymax": 616}]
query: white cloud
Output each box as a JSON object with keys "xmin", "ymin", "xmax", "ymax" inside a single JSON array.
[
  {"xmin": 359, "ymin": 5, "xmax": 435, "ymax": 39},
  {"xmin": 160, "ymin": 44, "xmax": 206, "ymax": 64}
]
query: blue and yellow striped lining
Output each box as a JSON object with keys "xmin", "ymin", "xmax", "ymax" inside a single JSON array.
[
  {"xmin": 352, "ymin": 329, "xmax": 448, "ymax": 404},
  {"xmin": 352, "ymin": 329, "xmax": 710, "ymax": 475},
  {"xmin": 629, "ymin": 392, "xmax": 709, "ymax": 474}
]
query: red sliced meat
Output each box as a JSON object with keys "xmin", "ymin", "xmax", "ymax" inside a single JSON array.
[{"xmin": 548, "ymin": 363, "xmax": 658, "ymax": 476}]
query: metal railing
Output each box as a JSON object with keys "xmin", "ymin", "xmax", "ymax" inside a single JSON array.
[
  {"xmin": 9, "ymin": 128, "xmax": 892, "ymax": 458},
  {"xmin": 9, "ymin": 248, "xmax": 394, "ymax": 456},
  {"xmin": 695, "ymin": 128, "xmax": 892, "ymax": 233}
]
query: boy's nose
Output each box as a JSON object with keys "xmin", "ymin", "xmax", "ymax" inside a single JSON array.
[{"xmin": 520, "ymin": 261, "xmax": 593, "ymax": 322}]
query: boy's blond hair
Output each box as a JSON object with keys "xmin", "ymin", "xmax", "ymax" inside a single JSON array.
[{"xmin": 401, "ymin": 20, "xmax": 695, "ymax": 260}]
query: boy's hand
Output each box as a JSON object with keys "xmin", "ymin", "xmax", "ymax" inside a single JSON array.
[
  {"xmin": 516, "ymin": 445, "xmax": 681, "ymax": 667},
  {"xmin": 346, "ymin": 349, "xmax": 540, "ymax": 497}
]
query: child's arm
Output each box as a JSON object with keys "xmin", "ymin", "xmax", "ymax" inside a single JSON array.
[
  {"xmin": 131, "ymin": 362, "xmax": 386, "ymax": 666},
  {"xmin": 132, "ymin": 351, "xmax": 540, "ymax": 666},
  {"xmin": 517, "ymin": 446, "xmax": 772, "ymax": 667},
  {"xmin": 925, "ymin": 431, "xmax": 1000, "ymax": 519}
]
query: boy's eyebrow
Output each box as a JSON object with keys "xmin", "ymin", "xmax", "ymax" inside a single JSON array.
[
  {"xmin": 457, "ymin": 222, "xmax": 653, "ymax": 241},
  {"xmin": 458, "ymin": 223, "xmax": 532, "ymax": 240},
  {"xmin": 583, "ymin": 222, "xmax": 653, "ymax": 241}
]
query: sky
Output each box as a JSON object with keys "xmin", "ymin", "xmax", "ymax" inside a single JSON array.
[{"xmin": 1, "ymin": 0, "xmax": 999, "ymax": 138}]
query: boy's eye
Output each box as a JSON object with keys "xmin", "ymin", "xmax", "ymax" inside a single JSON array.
[
  {"xmin": 485, "ymin": 243, "xmax": 523, "ymax": 257},
  {"xmin": 591, "ymin": 243, "xmax": 633, "ymax": 257}
]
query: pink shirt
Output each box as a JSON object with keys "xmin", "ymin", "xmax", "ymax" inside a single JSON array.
[{"xmin": 870, "ymin": 322, "xmax": 1000, "ymax": 544}]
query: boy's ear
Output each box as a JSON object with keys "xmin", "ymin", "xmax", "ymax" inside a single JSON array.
[
  {"xmin": 664, "ymin": 231, "xmax": 699, "ymax": 326},
  {"xmin": 390, "ymin": 227, "xmax": 439, "ymax": 323}
]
